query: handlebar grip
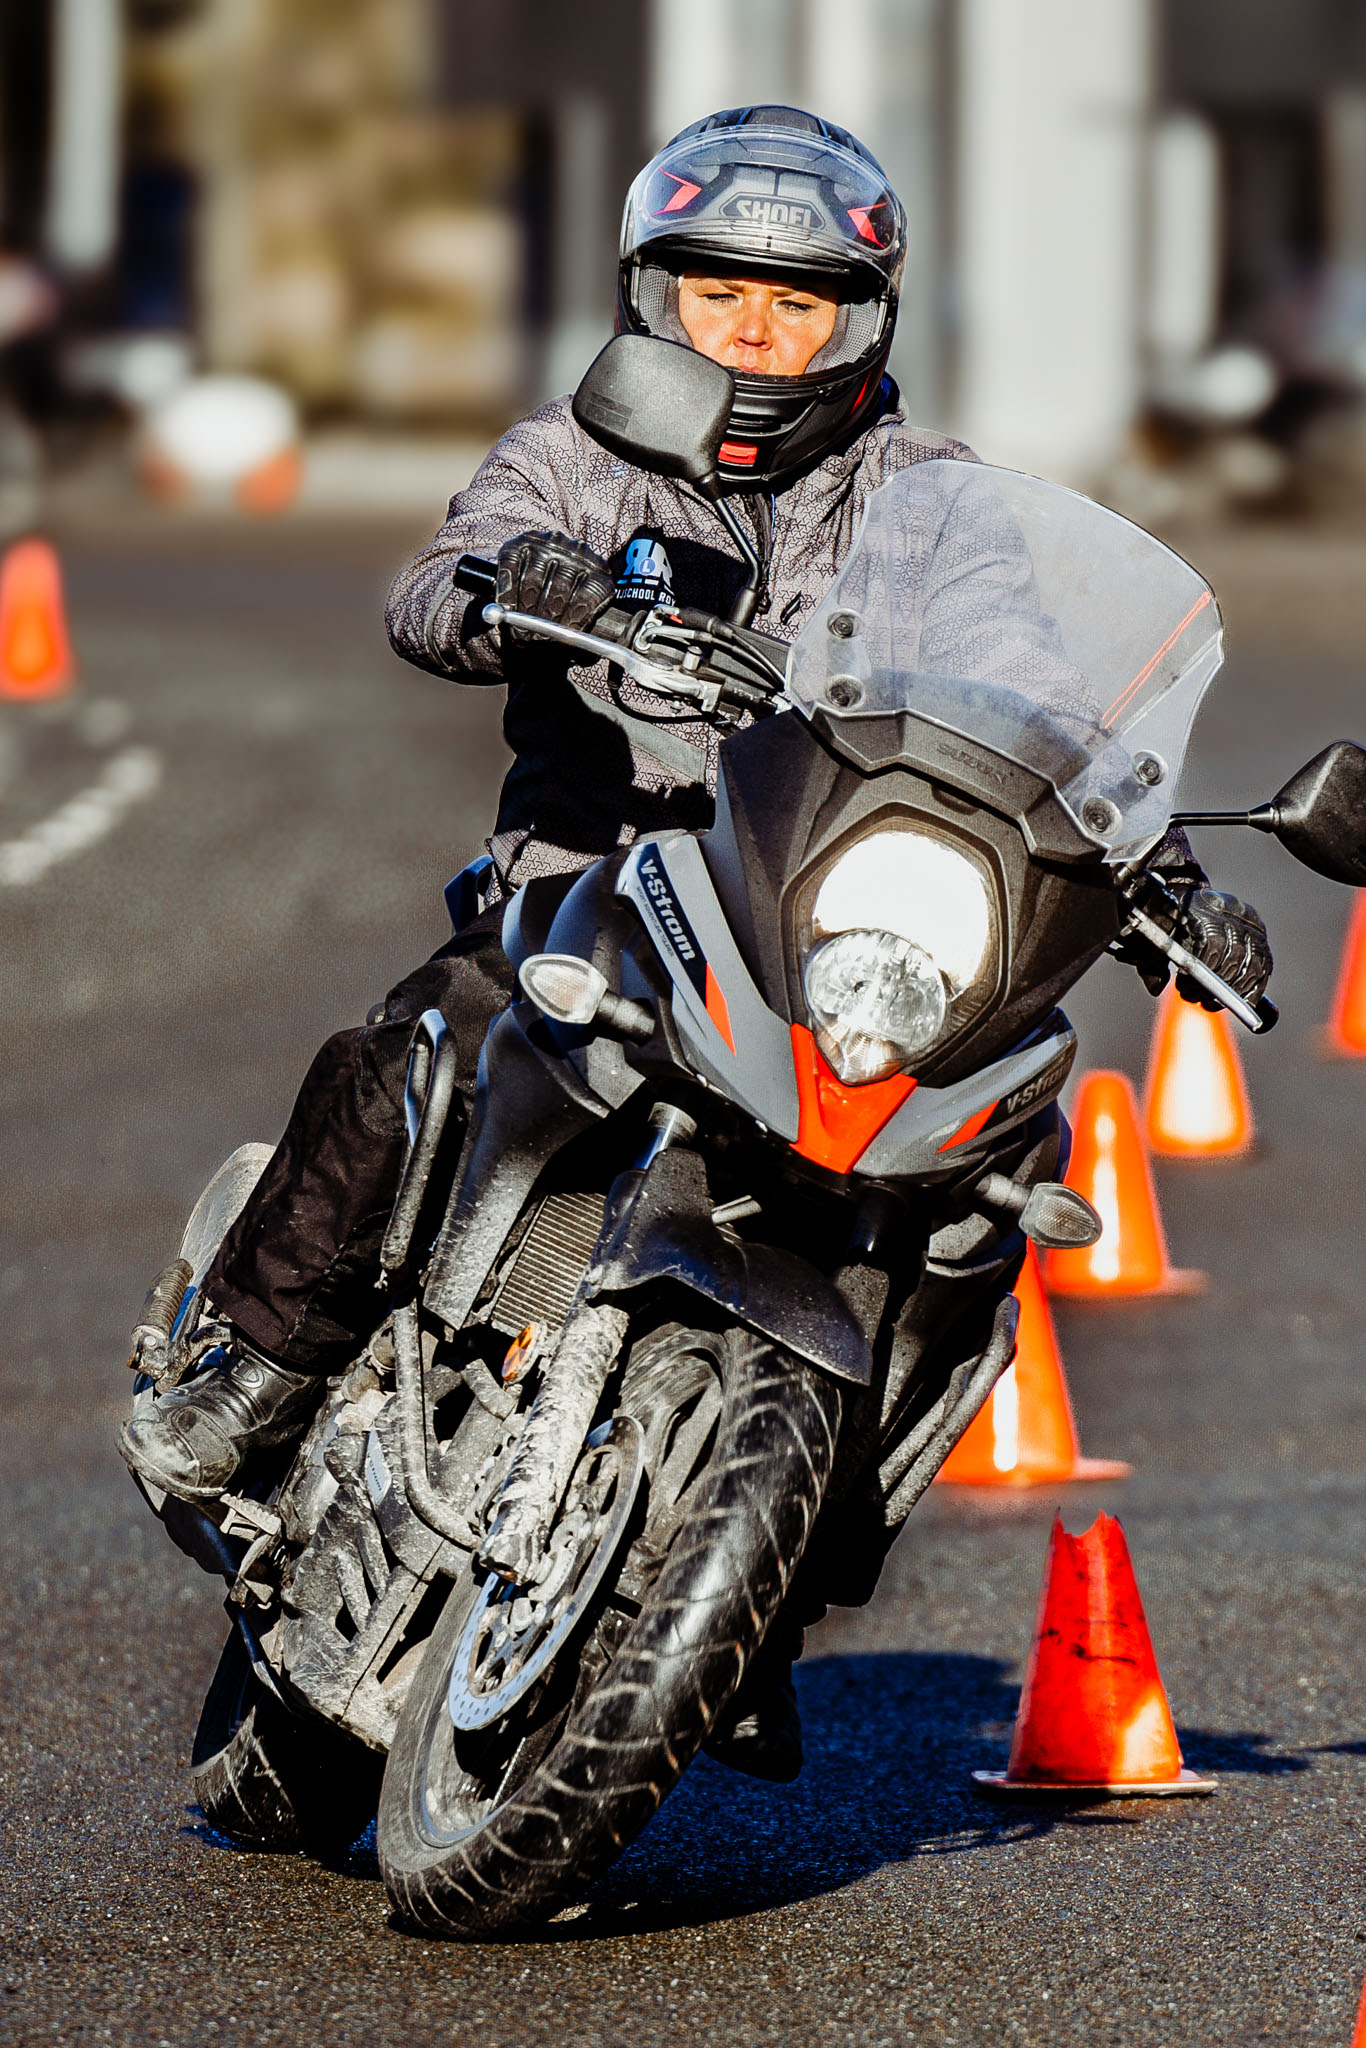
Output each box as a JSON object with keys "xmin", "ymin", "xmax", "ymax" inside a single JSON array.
[
  {"xmin": 453, "ymin": 553, "xmax": 496, "ymax": 596},
  {"xmin": 1253, "ymin": 995, "xmax": 1279, "ymax": 1032}
]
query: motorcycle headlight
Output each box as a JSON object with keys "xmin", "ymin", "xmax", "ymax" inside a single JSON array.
[
  {"xmin": 802, "ymin": 829, "xmax": 997, "ymax": 1082},
  {"xmin": 805, "ymin": 929, "xmax": 947, "ymax": 1082}
]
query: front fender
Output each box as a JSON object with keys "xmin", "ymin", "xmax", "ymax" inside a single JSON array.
[{"xmin": 588, "ymin": 1148, "xmax": 872, "ymax": 1386}]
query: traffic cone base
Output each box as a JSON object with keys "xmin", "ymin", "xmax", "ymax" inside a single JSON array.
[
  {"xmin": 1116, "ymin": 1265, "xmax": 1206, "ymax": 1298},
  {"xmin": 1050, "ymin": 1267, "xmax": 1208, "ymax": 1299},
  {"xmin": 976, "ymin": 1511, "xmax": 1216, "ymax": 1799},
  {"xmin": 1067, "ymin": 1455, "xmax": 1135, "ymax": 1480},
  {"xmin": 936, "ymin": 1247, "xmax": 1132, "ymax": 1487},
  {"xmin": 1144, "ymin": 986, "xmax": 1255, "ymax": 1159},
  {"xmin": 1045, "ymin": 1070, "xmax": 1206, "ymax": 1299},
  {"xmin": 972, "ymin": 1766, "xmax": 1215, "ymax": 1798}
]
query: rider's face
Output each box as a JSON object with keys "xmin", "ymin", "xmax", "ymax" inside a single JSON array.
[{"xmin": 677, "ymin": 271, "xmax": 840, "ymax": 377}]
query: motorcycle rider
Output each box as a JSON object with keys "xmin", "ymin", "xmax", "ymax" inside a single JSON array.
[{"xmin": 120, "ymin": 105, "xmax": 1272, "ymax": 1774}]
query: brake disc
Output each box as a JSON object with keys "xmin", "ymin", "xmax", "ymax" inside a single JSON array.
[{"xmin": 447, "ymin": 1414, "xmax": 644, "ymax": 1733}]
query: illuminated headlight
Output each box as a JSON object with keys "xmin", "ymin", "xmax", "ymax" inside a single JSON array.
[
  {"xmin": 805, "ymin": 930, "xmax": 947, "ymax": 1082},
  {"xmin": 803, "ymin": 830, "xmax": 996, "ymax": 1082}
]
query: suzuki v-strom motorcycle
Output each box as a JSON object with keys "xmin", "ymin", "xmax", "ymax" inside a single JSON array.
[{"xmin": 123, "ymin": 337, "xmax": 1366, "ymax": 1938}]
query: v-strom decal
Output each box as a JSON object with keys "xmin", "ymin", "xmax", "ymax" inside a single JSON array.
[{"xmin": 619, "ymin": 836, "xmax": 799, "ymax": 1139}]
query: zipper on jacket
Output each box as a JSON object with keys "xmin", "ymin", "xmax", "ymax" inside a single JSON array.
[{"xmin": 744, "ymin": 491, "xmax": 776, "ymax": 615}]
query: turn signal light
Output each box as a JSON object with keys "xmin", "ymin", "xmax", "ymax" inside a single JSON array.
[{"xmin": 519, "ymin": 953, "xmax": 654, "ymax": 1042}]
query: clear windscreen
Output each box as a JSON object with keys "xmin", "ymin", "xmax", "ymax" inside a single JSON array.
[{"xmin": 787, "ymin": 461, "xmax": 1223, "ymax": 860}]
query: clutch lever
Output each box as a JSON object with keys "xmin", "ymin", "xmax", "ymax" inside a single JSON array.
[{"xmin": 479, "ymin": 602, "xmax": 714, "ymax": 705}]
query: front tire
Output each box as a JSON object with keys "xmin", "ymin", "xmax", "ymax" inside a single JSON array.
[
  {"xmin": 191, "ymin": 1630, "xmax": 383, "ymax": 1856},
  {"xmin": 378, "ymin": 1326, "xmax": 841, "ymax": 1939}
]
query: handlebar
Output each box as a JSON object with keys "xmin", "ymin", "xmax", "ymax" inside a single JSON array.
[
  {"xmin": 458, "ymin": 551, "xmax": 1276, "ymax": 1030},
  {"xmin": 454, "ymin": 553, "xmax": 497, "ymax": 597},
  {"xmin": 448, "ymin": 552, "xmax": 788, "ymax": 718}
]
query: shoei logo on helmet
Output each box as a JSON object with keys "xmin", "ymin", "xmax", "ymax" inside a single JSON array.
[
  {"xmin": 722, "ymin": 196, "xmax": 823, "ymax": 231},
  {"xmin": 656, "ymin": 172, "xmax": 702, "ymax": 214}
]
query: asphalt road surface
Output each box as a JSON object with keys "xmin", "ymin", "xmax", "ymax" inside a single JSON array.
[{"xmin": 2, "ymin": 508, "xmax": 1365, "ymax": 2048}]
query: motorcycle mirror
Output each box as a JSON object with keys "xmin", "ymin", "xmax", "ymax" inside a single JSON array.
[
  {"xmin": 1255, "ymin": 740, "xmax": 1366, "ymax": 886},
  {"xmin": 572, "ymin": 335, "xmax": 733, "ymax": 498}
]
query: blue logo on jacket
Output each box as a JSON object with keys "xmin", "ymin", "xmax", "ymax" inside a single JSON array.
[{"xmin": 616, "ymin": 537, "xmax": 676, "ymax": 606}]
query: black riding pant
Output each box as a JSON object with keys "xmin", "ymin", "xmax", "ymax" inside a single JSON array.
[{"xmin": 205, "ymin": 906, "xmax": 517, "ymax": 1374}]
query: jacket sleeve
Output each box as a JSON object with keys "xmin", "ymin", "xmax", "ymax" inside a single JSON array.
[
  {"xmin": 385, "ymin": 401, "xmax": 583, "ymax": 684},
  {"xmin": 1146, "ymin": 822, "xmax": 1208, "ymax": 891}
]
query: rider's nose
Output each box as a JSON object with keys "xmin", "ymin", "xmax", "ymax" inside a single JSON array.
[{"xmin": 735, "ymin": 300, "xmax": 771, "ymax": 351}]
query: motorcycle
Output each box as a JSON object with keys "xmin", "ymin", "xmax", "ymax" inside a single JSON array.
[{"xmin": 123, "ymin": 334, "xmax": 1366, "ymax": 1938}]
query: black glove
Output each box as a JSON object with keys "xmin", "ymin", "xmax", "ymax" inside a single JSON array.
[
  {"xmin": 495, "ymin": 531, "xmax": 615, "ymax": 644},
  {"xmin": 1116, "ymin": 882, "xmax": 1273, "ymax": 1009},
  {"xmin": 1174, "ymin": 888, "xmax": 1273, "ymax": 1010}
]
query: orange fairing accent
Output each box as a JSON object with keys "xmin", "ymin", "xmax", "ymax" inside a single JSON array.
[
  {"xmin": 789, "ymin": 1024, "xmax": 915, "ymax": 1174},
  {"xmin": 704, "ymin": 964, "xmax": 736, "ymax": 1053},
  {"xmin": 936, "ymin": 1099, "xmax": 999, "ymax": 1153}
]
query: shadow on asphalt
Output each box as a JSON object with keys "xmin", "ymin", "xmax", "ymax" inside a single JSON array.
[
  {"xmin": 179, "ymin": 1650, "xmax": 1312, "ymax": 1942},
  {"xmin": 567, "ymin": 1652, "xmax": 1313, "ymax": 1941}
]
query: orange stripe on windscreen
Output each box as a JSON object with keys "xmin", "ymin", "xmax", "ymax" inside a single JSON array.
[{"xmin": 1100, "ymin": 590, "xmax": 1213, "ymax": 731}]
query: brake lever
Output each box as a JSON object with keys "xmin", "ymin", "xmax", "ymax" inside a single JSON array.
[{"xmin": 1120, "ymin": 899, "xmax": 1277, "ymax": 1033}]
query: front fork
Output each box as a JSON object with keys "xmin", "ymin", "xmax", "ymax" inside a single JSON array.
[
  {"xmin": 476, "ymin": 1103, "xmax": 697, "ymax": 1583},
  {"xmin": 387, "ymin": 1004, "xmax": 695, "ymax": 1585}
]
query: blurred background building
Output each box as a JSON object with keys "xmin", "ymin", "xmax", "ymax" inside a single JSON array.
[{"xmin": 3, "ymin": 0, "xmax": 1366, "ymax": 509}]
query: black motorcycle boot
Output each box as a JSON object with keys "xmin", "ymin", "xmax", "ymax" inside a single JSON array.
[
  {"xmin": 704, "ymin": 1616, "xmax": 806, "ymax": 1784},
  {"xmin": 119, "ymin": 1338, "xmax": 320, "ymax": 1504}
]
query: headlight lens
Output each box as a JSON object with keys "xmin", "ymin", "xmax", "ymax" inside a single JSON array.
[
  {"xmin": 804, "ymin": 929, "xmax": 948, "ymax": 1083},
  {"xmin": 802, "ymin": 829, "xmax": 997, "ymax": 1083},
  {"xmin": 812, "ymin": 831, "xmax": 992, "ymax": 991}
]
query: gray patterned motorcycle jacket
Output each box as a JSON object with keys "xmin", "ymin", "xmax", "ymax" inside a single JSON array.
[
  {"xmin": 385, "ymin": 385, "xmax": 979, "ymax": 893},
  {"xmin": 385, "ymin": 385, "xmax": 1206, "ymax": 901}
]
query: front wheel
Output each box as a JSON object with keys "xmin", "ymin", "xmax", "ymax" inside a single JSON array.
[{"xmin": 377, "ymin": 1326, "xmax": 842, "ymax": 1939}]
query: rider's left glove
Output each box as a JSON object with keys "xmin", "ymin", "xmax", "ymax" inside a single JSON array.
[
  {"xmin": 496, "ymin": 531, "xmax": 615, "ymax": 644},
  {"xmin": 1174, "ymin": 888, "xmax": 1273, "ymax": 1010}
]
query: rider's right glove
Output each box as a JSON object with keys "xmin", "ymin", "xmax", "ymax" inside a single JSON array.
[
  {"xmin": 1173, "ymin": 887, "xmax": 1273, "ymax": 1011},
  {"xmin": 1117, "ymin": 882, "xmax": 1273, "ymax": 1010},
  {"xmin": 495, "ymin": 531, "xmax": 616, "ymax": 645}
]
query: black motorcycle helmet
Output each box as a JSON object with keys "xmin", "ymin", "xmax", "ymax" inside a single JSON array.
[{"xmin": 617, "ymin": 104, "xmax": 906, "ymax": 494}]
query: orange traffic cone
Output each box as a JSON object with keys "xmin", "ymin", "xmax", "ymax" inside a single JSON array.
[
  {"xmin": 935, "ymin": 1246, "xmax": 1131, "ymax": 1485},
  {"xmin": 1143, "ymin": 985, "xmax": 1254, "ymax": 1158},
  {"xmin": 1350, "ymin": 1973, "xmax": 1366, "ymax": 2047},
  {"xmin": 1326, "ymin": 892, "xmax": 1366, "ymax": 1056},
  {"xmin": 1045, "ymin": 1070, "xmax": 1204, "ymax": 1298},
  {"xmin": 974, "ymin": 1512, "xmax": 1216, "ymax": 1797},
  {"xmin": 0, "ymin": 538, "xmax": 74, "ymax": 699}
]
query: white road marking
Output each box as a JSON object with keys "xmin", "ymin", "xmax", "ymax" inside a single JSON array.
[{"xmin": 0, "ymin": 743, "xmax": 162, "ymax": 887}]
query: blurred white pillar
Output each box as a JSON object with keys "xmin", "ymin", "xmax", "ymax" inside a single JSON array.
[
  {"xmin": 1147, "ymin": 113, "xmax": 1219, "ymax": 363},
  {"xmin": 804, "ymin": 0, "xmax": 879, "ymax": 135},
  {"xmin": 1322, "ymin": 90, "xmax": 1366, "ymax": 381},
  {"xmin": 45, "ymin": 0, "xmax": 123, "ymax": 271},
  {"xmin": 651, "ymin": 0, "xmax": 738, "ymax": 148},
  {"xmin": 544, "ymin": 94, "xmax": 613, "ymax": 396},
  {"xmin": 955, "ymin": 0, "xmax": 1150, "ymax": 480}
]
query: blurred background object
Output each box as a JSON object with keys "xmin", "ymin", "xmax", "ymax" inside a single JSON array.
[{"xmin": 0, "ymin": 0, "xmax": 1363, "ymax": 514}]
